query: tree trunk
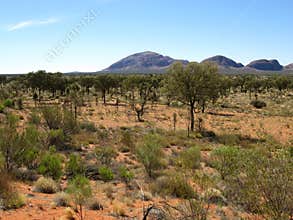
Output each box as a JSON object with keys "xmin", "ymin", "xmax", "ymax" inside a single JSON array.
[
  {"xmin": 190, "ymin": 104, "xmax": 195, "ymax": 131},
  {"xmin": 74, "ymin": 105, "xmax": 77, "ymax": 120},
  {"xmin": 201, "ymin": 101, "xmax": 206, "ymax": 113},
  {"xmin": 102, "ymin": 90, "xmax": 106, "ymax": 104}
]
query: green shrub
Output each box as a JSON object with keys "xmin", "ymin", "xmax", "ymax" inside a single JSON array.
[
  {"xmin": 15, "ymin": 98, "xmax": 23, "ymax": 110},
  {"xmin": 152, "ymin": 173, "xmax": 196, "ymax": 199},
  {"xmin": 28, "ymin": 111, "xmax": 41, "ymax": 126},
  {"xmin": 120, "ymin": 130, "xmax": 135, "ymax": 152},
  {"xmin": 224, "ymin": 150, "xmax": 293, "ymax": 219},
  {"xmin": 136, "ymin": 133, "xmax": 165, "ymax": 178},
  {"xmin": 34, "ymin": 177, "xmax": 59, "ymax": 194},
  {"xmin": 67, "ymin": 176, "xmax": 92, "ymax": 220},
  {"xmin": 177, "ymin": 146, "xmax": 201, "ymax": 169},
  {"xmin": 38, "ymin": 147, "xmax": 63, "ymax": 180},
  {"xmin": 41, "ymin": 106, "xmax": 63, "ymax": 129},
  {"xmin": 13, "ymin": 168, "xmax": 39, "ymax": 182},
  {"xmin": 119, "ymin": 166, "xmax": 134, "ymax": 184},
  {"xmin": 0, "ymin": 104, "xmax": 5, "ymax": 113},
  {"xmin": 19, "ymin": 126, "xmax": 42, "ymax": 169},
  {"xmin": 63, "ymin": 110, "xmax": 79, "ymax": 135},
  {"xmin": 66, "ymin": 154, "xmax": 85, "ymax": 177},
  {"xmin": 3, "ymin": 99, "xmax": 14, "ymax": 108},
  {"xmin": 250, "ymin": 100, "xmax": 267, "ymax": 109},
  {"xmin": 0, "ymin": 192, "xmax": 25, "ymax": 210},
  {"xmin": 53, "ymin": 192, "xmax": 71, "ymax": 207},
  {"xmin": 0, "ymin": 172, "xmax": 26, "ymax": 210},
  {"xmin": 95, "ymin": 146, "xmax": 117, "ymax": 165},
  {"xmin": 87, "ymin": 198, "xmax": 103, "ymax": 210},
  {"xmin": 47, "ymin": 129, "xmax": 66, "ymax": 150},
  {"xmin": 98, "ymin": 166, "xmax": 114, "ymax": 182},
  {"xmin": 210, "ymin": 146, "xmax": 241, "ymax": 180},
  {"xmin": 217, "ymin": 134, "xmax": 240, "ymax": 146},
  {"xmin": 80, "ymin": 121, "xmax": 97, "ymax": 132}
]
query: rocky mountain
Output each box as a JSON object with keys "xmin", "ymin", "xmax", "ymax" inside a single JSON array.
[
  {"xmin": 100, "ymin": 51, "xmax": 292, "ymax": 74},
  {"xmin": 202, "ymin": 55, "xmax": 244, "ymax": 68},
  {"xmin": 285, "ymin": 63, "xmax": 293, "ymax": 70},
  {"xmin": 103, "ymin": 51, "xmax": 189, "ymax": 73},
  {"xmin": 246, "ymin": 59, "xmax": 283, "ymax": 71}
]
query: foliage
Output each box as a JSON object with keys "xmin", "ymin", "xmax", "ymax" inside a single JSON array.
[
  {"xmin": 98, "ymin": 166, "xmax": 114, "ymax": 182},
  {"xmin": 0, "ymin": 172, "xmax": 26, "ymax": 210},
  {"xmin": 67, "ymin": 175, "xmax": 92, "ymax": 220},
  {"xmin": 87, "ymin": 198, "xmax": 103, "ymax": 210},
  {"xmin": 0, "ymin": 104, "xmax": 5, "ymax": 113},
  {"xmin": 136, "ymin": 133, "xmax": 165, "ymax": 178},
  {"xmin": 34, "ymin": 177, "xmax": 59, "ymax": 194},
  {"xmin": 66, "ymin": 154, "xmax": 85, "ymax": 178},
  {"xmin": 167, "ymin": 62, "xmax": 222, "ymax": 131},
  {"xmin": 224, "ymin": 149, "xmax": 293, "ymax": 219},
  {"xmin": 120, "ymin": 130, "xmax": 135, "ymax": 152},
  {"xmin": 152, "ymin": 173, "xmax": 196, "ymax": 199},
  {"xmin": 3, "ymin": 99, "xmax": 14, "ymax": 108},
  {"xmin": 250, "ymin": 100, "xmax": 267, "ymax": 109},
  {"xmin": 119, "ymin": 166, "xmax": 134, "ymax": 184},
  {"xmin": 41, "ymin": 106, "xmax": 63, "ymax": 130},
  {"xmin": 210, "ymin": 146, "xmax": 241, "ymax": 180},
  {"xmin": 54, "ymin": 192, "xmax": 71, "ymax": 207},
  {"xmin": 38, "ymin": 147, "xmax": 63, "ymax": 180},
  {"xmin": 28, "ymin": 111, "xmax": 41, "ymax": 126},
  {"xmin": 80, "ymin": 121, "xmax": 97, "ymax": 132},
  {"xmin": 0, "ymin": 114, "xmax": 24, "ymax": 171},
  {"xmin": 47, "ymin": 129, "xmax": 66, "ymax": 150},
  {"xmin": 177, "ymin": 146, "xmax": 201, "ymax": 169},
  {"xmin": 95, "ymin": 146, "xmax": 117, "ymax": 166}
]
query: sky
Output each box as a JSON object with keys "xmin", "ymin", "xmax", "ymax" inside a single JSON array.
[{"xmin": 0, "ymin": 0, "xmax": 293, "ymax": 74}]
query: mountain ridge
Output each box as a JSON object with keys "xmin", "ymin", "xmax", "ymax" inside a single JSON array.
[{"xmin": 101, "ymin": 51, "xmax": 292, "ymax": 74}]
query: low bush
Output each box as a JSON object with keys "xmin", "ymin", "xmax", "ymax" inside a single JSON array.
[
  {"xmin": 152, "ymin": 173, "xmax": 196, "ymax": 199},
  {"xmin": 47, "ymin": 129, "xmax": 66, "ymax": 150},
  {"xmin": 41, "ymin": 106, "xmax": 63, "ymax": 130},
  {"xmin": 66, "ymin": 154, "xmax": 85, "ymax": 178},
  {"xmin": 136, "ymin": 133, "xmax": 165, "ymax": 178},
  {"xmin": 28, "ymin": 111, "xmax": 41, "ymax": 126},
  {"xmin": 33, "ymin": 177, "xmax": 59, "ymax": 194},
  {"xmin": 119, "ymin": 166, "xmax": 134, "ymax": 184},
  {"xmin": 13, "ymin": 168, "xmax": 39, "ymax": 182},
  {"xmin": 250, "ymin": 100, "xmax": 267, "ymax": 109},
  {"xmin": 99, "ymin": 166, "xmax": 114, "ymax": 182},
  {"xmin": 80, "ymin": 121, "xmax": 97, "ymax": 132},
  {"xmin": 120, "ymin": 130, "xmax": 135, "ymax": 152},
  {"xmin": 53, "ymin": 192, "xmax": 71, "ymax": 207},
  {"xmin": 95, "ymin": 146, "xmax": 117, "ymax": 166},
  {"xmin": 224, "ymin": 149, "xmax": 293, "ymax": 219},
  {"xmin": 15, "ymin": 98, "xmax": 23, "ymax": 110},
  {"xmin": 210, "ymin": 146, "xmax": 241, "ymax": 180},
  {"xmin": 38, "ymin": 147, "xmax": 63, "ymax": 180},
  {"xmin": 0, "ymin": 172, "xmax": 25, "ymax": 210},
  {"xmin": 0, "ymin": 104, "xmax": 5, "ymax": 113},
  {"xmin": 67, "ymin": 176, "xmax": 92, "ymax": 220},
  {"xmin": 3, "ymin": 99, "xmax": 14, "ymax": 108},
  {"xmin": 217, "ymin": 134, "xmax": 241, "ymax": 146},
  {"xmin": 87, "ymin": 198, "xmax": 103, "ymax": 210},
  {"xmin": 177, "ymin": 146, "xmax": 201, "ymax": 169}
]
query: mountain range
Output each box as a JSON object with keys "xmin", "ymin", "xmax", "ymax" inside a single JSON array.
[{"xmin": 101, "ymin": 51, "xmax": 293, "ymax": 74}]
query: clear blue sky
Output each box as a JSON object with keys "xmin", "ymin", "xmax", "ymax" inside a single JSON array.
[{"xmin": 0, "ymin": 0, "xmax": 292, "ymax": 74}]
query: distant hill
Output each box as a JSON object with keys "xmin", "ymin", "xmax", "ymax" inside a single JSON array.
[
  {"xmin": 285, "ymin": 63, "xmax": 293, "ymax": 70},
  {"xmin": 202, "ymin": 55, "xmax": 244, "ymax": 68},
  {"xmin": 101, "ymin": 51, "xmax": 293, "ymax": 74},
  {"xmin": 103, "ymin": 51, "xmax": 189, "ymax": 73},
  {"xmin": 246, "ymin": 59, "xmax": 283, "ymax": 71}
]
